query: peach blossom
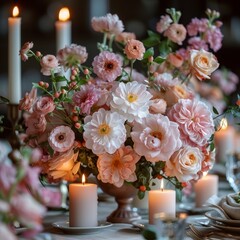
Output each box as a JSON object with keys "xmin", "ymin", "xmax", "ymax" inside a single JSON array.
[
  {"xmin": 124, "ymin": 39, "xmax": 145, "ymax": 60},
  {"xmin": 19, "ymin": 87, "xmax": 37, "ymax": 111},
  {"xmin": 40, "ymin": 54, "xmax": 60, "ymax": 76},
  {"xmin": 167, "ymin": 52, "xmax": 184, "ymax": 68},
  {"xmin": 33, "ymin": 96, "xmax": 55, "ymax": 116},
  {"xmin": 164, "ymin": 23, "xmax": 187, "ymax": 45}
]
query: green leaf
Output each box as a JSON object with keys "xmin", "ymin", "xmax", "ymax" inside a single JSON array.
[
  {"xmin": 53, "ymin": 75, "xmax": 67, "ymax": 83},
  {"xmin": 143, "ymin": 48, "xmax": 154, "ymax": 59},
  {"xmin": 212, "ymin": 106, "xmax": 219, "ymax": 115},
  {"xmin": 142, "ymin": 226, "xmax": 158, "ymax": 240},
  {"xmin": 176, "ymin": 188, "xmax": 182, "ymax": 202},
  {"xmin": 137, "ymin": 190, "xmax": 145, "ymax": 200},
  {"xmin": 158, "ymin": 40, "xmax": 172, "ymax": 57},
  {"xmin": 154, "ymin": 56, "xmax": 166, "ymax": 64}
]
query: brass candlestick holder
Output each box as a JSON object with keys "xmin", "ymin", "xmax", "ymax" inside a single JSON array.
[{"xmin": 7, "ymin": 103, "xmax": 21, "ymax": 150}]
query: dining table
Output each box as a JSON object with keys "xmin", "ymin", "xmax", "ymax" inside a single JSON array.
[{"xmin": 18, "ymin": 164, "xmax": 237, "ymax": 240}]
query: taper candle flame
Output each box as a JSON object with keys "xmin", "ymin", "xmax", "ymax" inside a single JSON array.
[
  {"xmin": 12, "ymin": 6, "xmax": 19, "ymax": 17},
  {"xmin": 160, "ymin": 179, "xmax": 164, "ymax": 192},
  {"xmin": 59, "ymin": 7, "xmax": 70, "ymax": 21},
  {"xmin": 82, "ymin": 174, "xmax": 86, "ymax": 185}
]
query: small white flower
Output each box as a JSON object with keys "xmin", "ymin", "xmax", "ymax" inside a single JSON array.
[
  {"xmin": 83, "ymin": 108, "xmax": 126, "ymax": 154},
  {"xmin": 110, "ymin": 81, "xmax": 152, "ymax": 122}
]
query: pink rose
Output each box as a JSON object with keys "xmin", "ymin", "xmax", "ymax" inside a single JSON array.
[
  {"xmin": 165, "ymin": 146, "xmax": 204, "ymax": 182},
  {"xmin": 149, "ymin": 98, "xmax": 167, "ymax": 114},
  {"xmin": 164, "ymin": 23, "xmax": 187, "ymax": 45},
  {"xmin": 25, "ymin": 113, "xmax": 47, "ymax": 135},
  {"xmin": 33, "ymin": 96, "xmax": 55, "ymax": 116},
  {"xmin": 40, "ymin": 54, "xmax": 60, "ymax": 76},
  {"xmin": 189, "ymin": 49, "xmax": 219, "ymax": 80},
  {"xmin": 124, "ymin": 39, "xmax": 145, "ymax": 60}
]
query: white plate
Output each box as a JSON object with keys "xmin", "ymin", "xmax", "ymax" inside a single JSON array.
[
  {"xmin": 205, "ymin": 210, "xmax": 240, "ymax": 227},
  {"xmin": 211, "ymin": 221, "xmax": 240, "ymax": 233},
  {"xmin": 178, "ymin": 202, "xmax": 210, "ymax": 214},
  {"xmin": 52, "ymin": 221, "xmax": 112, "ymax": 234}
]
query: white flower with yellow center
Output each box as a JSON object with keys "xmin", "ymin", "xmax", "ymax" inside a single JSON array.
[
  {"xmin": 83, "ymin": 108, "xmax": 126, "ymax": 154},
  {"xmin": 110, "ymin": 81, "xmax": 152, "ymax": 122}
]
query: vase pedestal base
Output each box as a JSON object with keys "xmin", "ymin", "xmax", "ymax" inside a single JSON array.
[{"xmin": 107, "ymin": 197, "xmax": 141, "ymax": 223}]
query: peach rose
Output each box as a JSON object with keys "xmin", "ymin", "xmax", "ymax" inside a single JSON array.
[
  {"xmin": 124, "ymin": 39, "xmax": 145, "ymax": 60},
  {"xmin": 167, "ymin": 52, "xmax": 184, "ymax": 68},
  {"xmin": 189, "ymin": 49, "xmax": 219, "ymax": 80}
]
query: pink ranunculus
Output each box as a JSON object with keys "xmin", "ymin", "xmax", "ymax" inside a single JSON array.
[
  {"xmin": 97, "ymin": 146, "xmax": 140, "ymax": 187},
  {"xmin": 124, "ymin": 39, "xmax": 146, "ymax": 60},
  {"xmin": 19, "ymin": 41, "xmax": 34, "ymax": 61},
  {"xmin": 164, "ymin": 23, "xmax": 187, "ymax": 45},
  {"xmin": 48, "ymin": 125, "xmax": 75, "ymax": 152},
  {"xmin": 57, "ymin": 44, "xmax": 88, "ymax": 70},
  {"xmin": 11, "ymin": 193, "xmax": 46, "ymax": 233},
  {"xmin": 91, "ymin": 13, "xmax": 124, "ymax": 35},
  {"xmin": 115, "ymin": 32, "xmax": 136, "ymax": 44},
  {"xmin": 33, "ymin": 96, "xmax": 55, "ymax": 116},
  {"xmin": 72, "ymin": 85, "xmax": 101, "ymax": 115},
  {"xmin": 165, "ymin": 145, "xmax": 204, "ymax": 182},
  {"xmin": 92, "ymin": 51, "xmax": 123, "ymax": 82},
  {"xmin": 19, "ymin": 87, "xmax": 37, "ymax": 111},
  {"xmin": 25, "ymin": 113, "xmax": 47, "ymax": 135},
  {"xmin": 168, "ymin": 99, "xmax": 215, "ymax": 147},
  {"xmin": 40, "ymin": 54, "xmax": 60, "ymax": 76},
  {"xmin": 131, "ymin": 114, "xmax": 182, "ymax": 163},
  {"xmin": 167, "ymin": 52, "xmax": 184, "ymax": 68},
  {"xmin": 149, "ymin": 98, "xmax": 167, "ymax": 114}
]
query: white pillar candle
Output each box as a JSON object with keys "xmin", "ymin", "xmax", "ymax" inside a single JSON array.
[
  {"xmin": 55, "ymin": 7, "xmax": 71, "ymax": 52},
  {"xmin": 214, "ymin": 118, "xmax": 235, "ymax": 163},
  {"xmin": 8, "ymin": 6, "xmax": 21, "ymax": 104},
  {"xmin": 69, "ymin": 175, "xmax": 98, "ymax": 227},
  {"xmin": 194, "ymin": 174, "xmax": 218, "ymax": 208},
  {"xmin": 148, "ymin": 180, "xmax": 176, "ymax": 225}
]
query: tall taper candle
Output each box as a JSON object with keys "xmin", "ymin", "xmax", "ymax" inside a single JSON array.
[
  {"xmin": 8, "ymin": 6, "xmax": 21, "ymax": 104},
  {"xmin": 55, "ymin": 7, "xmax": 71, "ymax": 52}
]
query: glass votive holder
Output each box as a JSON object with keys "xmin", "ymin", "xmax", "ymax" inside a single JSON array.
[{"xmin": 153, "ymin": 212, "xmax": 187, "ymax": 240}]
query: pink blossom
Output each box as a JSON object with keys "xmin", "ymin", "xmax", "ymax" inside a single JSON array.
[
  {"xmin": 92, "ymin": 51, "xmax": 122, "ymax": 82},
  {"xmin": 156, "ymin": 15, "xmax": 172, "ymax": 33},
  {"xmin": 48, "ymin": 147, "xmax": 80, "ymax": 181},
  {"xmin": 40, "ymin": 54, "xmax": 60, "ymax": 76},
  {"xmin": 19, "ymin": 87, "xmax": 37, "ymax": 111},
  {"xmin": 73, "ymin": 85, "xmax": 101, "ymax": 115},
  {"xmin": 168, "ymin": 99, "xmax": 215, "ymax": 147},
  {"xmin": 0, "ymin": 200, "xmax": 10, "ymax": 212},
  {"xmin": 204, "ymin": 27, "xmax": 223, "ymax": 52},
  {"xmin": 165, "ymin": 146, "xmax": 204, "ymax": 182},
  {"xmin": 33, "ymin": 96, "xmax": 55, "ymax": 116},
  {"xmin": 124, "ymin": 39, "xmax": 145, "ymax": 60},
  {"xmin": 0, "ymin": 161, "xmax": 16, "ymax": 192},
  {"xmin": 187, "ymin": 18, "xmax": 208, "ymax": 36},
  {"xmin": 115, "ymin": 32, "xmax": 136, "ymax": 44},
  {"xmin": 11, "ymin": 193, "xmax": 46, "ymax": 233},
  {"xmin": 164, "ymin": 23, "xmax": 187, "ymax": 45},
  {"xmin": 0, "ymin": 223, "xmax": 17, "ymax": 240},
  {"xmin": 57, "ymin": 44, "xmax": 88, "ymax": 69},
  {"xmin": 131, "ymin": 114, "xmax": 182, "ymax": 163},
  {"xmin": 97, "ymin": 146, "xmax": 140, "ymax": 187},
  {"xmin": 40, "ymin": 187, "xmax": 62, "ymax": 207},
  {"xmin": 149, "ymin": 98, "xmax": 167, "ymax": 114},
  {"xmin": 91, "ymin": 13, "xmax": 124, "ymax": 35},
  {"xmin": 48, "ymin": 125, "xmax": 75, "ymax": 152},
  {"xmin": 19, "ymin": 41, "xmax": 33, "ymax": 61},
  {"xmin": 188, "ymin": 37, "xmax": 209, "ymax": 51},
  {"xmin": 25, "ymin": 113, "xmax": 47, "ymax": 135}
]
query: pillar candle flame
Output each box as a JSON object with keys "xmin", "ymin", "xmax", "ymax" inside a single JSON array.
[
  {"xmin": 82, "ymin": 174, "xmax": 86, "ymax": 185},
  {"xmin": 160, "ymin": 179, "xmax": 164, "ymax": 192}
]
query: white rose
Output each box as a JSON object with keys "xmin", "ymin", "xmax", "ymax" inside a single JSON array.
[
  {"xmin": 165, "ymin": 146, "xmax": 203, "ymax": 182},
  {"xmin": 190, "ymin": 49, "xmax": 219, "ymax": 80}
]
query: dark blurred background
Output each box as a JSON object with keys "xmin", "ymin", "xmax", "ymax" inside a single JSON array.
[{"xmin": 1, "ymin": 0, "xmax": 240, "ymax": 136}]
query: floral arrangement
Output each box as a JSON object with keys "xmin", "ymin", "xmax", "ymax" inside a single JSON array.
[{"xmin": 17, "ymin": 8, "xmax": 223, "ymax": 199}]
